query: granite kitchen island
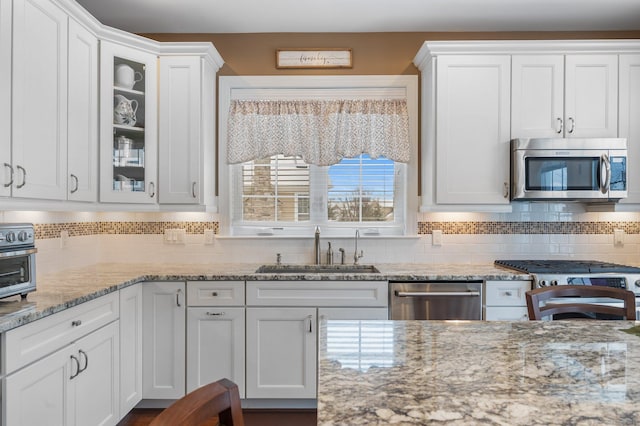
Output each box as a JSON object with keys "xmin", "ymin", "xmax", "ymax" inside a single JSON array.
[{"xmin": 318, "ymin": 320, "xmax": 640, "ymax": 425}]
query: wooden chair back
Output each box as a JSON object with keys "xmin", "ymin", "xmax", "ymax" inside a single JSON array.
[
  {"xmin": 149, "ymin": 378, "xmax": 244, "ymax": 426},
  {"xmin": 526, "ymin": 285, "xmax": 636, "ymax": 320}
]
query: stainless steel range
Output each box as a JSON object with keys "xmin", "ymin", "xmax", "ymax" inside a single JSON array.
[
  {"xmin": 495, "ymin": 259, "xmax": 640, "ymax": 319},
  {"xmin": 0, "ymin": 223, "xmax": 37, "ymax": 300}
]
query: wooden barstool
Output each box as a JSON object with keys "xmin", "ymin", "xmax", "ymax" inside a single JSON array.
[
  {"xmin": 526, "ymin": 285, "xmax": 636, "ymax": 320},
  {"xmin": 149, "ymin": 378, "xmax": 244, "ymax": 426}
]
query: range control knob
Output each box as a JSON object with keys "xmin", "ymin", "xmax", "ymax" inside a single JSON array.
[
  {"xmin": 550, "ymin": 280, "xmax": 559, "ymax": 286},
  {"xmin": 5, "ymin": 232, "xmax": 16, "ymax": 243},
  {"xmin": 538, "ymin": 280, "xmax": 547, "ymax": 287},
  {"xmin": 17, "ymin": 231, "xmax": 29, "ymax": 242},
  {"xmin": 635, "ymin": 280, "xmax": 640, "ymax": 288}
]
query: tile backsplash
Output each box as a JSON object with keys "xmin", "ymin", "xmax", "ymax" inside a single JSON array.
[{"xmin": 2, "ymin": 206, "xmax": 640, "ymax": 274}]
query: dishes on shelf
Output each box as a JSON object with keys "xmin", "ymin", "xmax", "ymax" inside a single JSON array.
[
  {"xmin": 114, "ymin": 64, "xmax": 143, "ymax": 90},
  {"xmin": 114, "ymin": 94, "xmax": 138, "ymax": 126}
]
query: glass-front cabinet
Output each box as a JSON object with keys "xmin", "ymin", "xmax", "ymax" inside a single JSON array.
[{"xmin": 100, "ymin": 41, "xmax": 157, "ymax": 203}]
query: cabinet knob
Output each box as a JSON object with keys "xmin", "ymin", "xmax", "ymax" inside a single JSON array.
[
  {"xmin": 192, "ymin": 182, "xmax": 197, "ymax": 198},
  {"xmin": 149, "ymin": 181, "xmax": 155, "ymax": 198},
  {"xmin": 212, "ymin": 291, "xmax": 218, "ymax": 296},
  {"xmin": 206, "ymin": 312, "xmax": 225, "ymax": 316},
  {"xmin": 71, "ymin": 320, "xmax": 82, "ymax": 327},
  {"xmin": 567, "ymin": 117, "xmax": 575, "ymax": 133},
  {"xmin": 503, "ymin": 182, "xmax": 509, "ymax": 198},
  {"xmin": 70, "ymin": 174, "xmax": 79, "ymax": 194}
]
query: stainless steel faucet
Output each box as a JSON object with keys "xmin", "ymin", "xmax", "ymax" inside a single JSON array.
[
  {"xmin": 354, "ymin": 229, "xmax": 364, "ymax": 264},
  {"xmin": 314, "ymin": 226, "xmax": 321, "ymax": 264}
]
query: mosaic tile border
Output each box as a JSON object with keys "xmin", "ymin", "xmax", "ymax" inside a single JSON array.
[
  {"xmin": 32, "ymin": 221, "xmax": 640, "ymax": 239},
  {"xmin": 418, "ymin": 221, "xmax": 640, "ymax": 235},
  {"xmin": 34, "ymin": 222, "xmax": 220, "ymax": 240}
]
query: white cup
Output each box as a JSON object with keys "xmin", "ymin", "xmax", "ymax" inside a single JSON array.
[{"xmin": 115, "ymin": 64, "xmax": 143, "ymax": 90}]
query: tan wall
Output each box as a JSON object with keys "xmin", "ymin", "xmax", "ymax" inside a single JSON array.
[{"xmin": 142, "ymin": 31, "xmax": 640, "ymax": 76}]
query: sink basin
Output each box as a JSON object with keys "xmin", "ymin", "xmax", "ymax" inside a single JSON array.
[{"xmin": 255, "ymin": 264, "xmax": 381, "ymax": 274}]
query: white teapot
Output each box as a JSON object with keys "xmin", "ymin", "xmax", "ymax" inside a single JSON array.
[{"xmin": 114, "ymin": 94, "xmax": 138, "ymax": 126}]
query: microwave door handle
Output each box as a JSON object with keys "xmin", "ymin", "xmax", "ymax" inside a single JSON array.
[{"xmin": 600, "ymin": 153, "xmax": 611, "ymax": 194}]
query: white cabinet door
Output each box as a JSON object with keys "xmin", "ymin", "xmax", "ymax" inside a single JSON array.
[
  {"xmin": 5, "ymin": 322, "xmax": 120, "ymax": 426},
  {"xmin": 159, "ymin": 56, "xmax": 201, "ymax": 204},
  {"xmin": 142, "ymin": 282, "xmax": 186, "ymax": 399},
  {"xmin": 100, "ymin": 41, "xmax": 158, "ymax": 204},
  {"xmin": 485, "ymin": 306, "xmax": 529, "ymax": 321},
  {"xmin": 564, "ymin": 54, "xmax": 618, "ymax": 138},
  {"xmin": 73, "ymin": 321, "xmax": 120, "ymax": 426},
  {"xmin": 186, "ymin": 307, "xmax": 245, "ymax": 396},
  {"xmin": 435, "ymin": 55, "xmax": 511, "ymax": 205},
  {"xmin": 618, "ymin": 55, "xmax": 640, "ymax": 204},
  {"xmin": 67, "ymin": 18, "xmax": 98, "ymax": 202},
  {"xmin": 0, "ymin": 0, "xmax": 10, "ymax": 196},
  {"xmin": 119, "ymin": 284, "xmax": 143, "ymax": 416},
  {"xmin": 511, "ymin": 55, "xmax": 565, "ymax": 138},
  {"xmin": 12, "ymin": 0, "xmax": 67, "ymax": 199},
  {"xmin": 5, "ymin": 344, "xmax": 74, "ymax": 426},
  {"xmin": 246, "ymin": 307, "xmax": 316, "ymax": 399}
]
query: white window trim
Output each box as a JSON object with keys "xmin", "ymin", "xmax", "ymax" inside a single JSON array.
[{"xmin": 218, "ymin": 75, "xmax": 419, "ymax": 237}]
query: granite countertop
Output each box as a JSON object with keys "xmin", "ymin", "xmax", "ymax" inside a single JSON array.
[
  {"xmin": 0, "ymin": 262, "xmax": 529, "ymax": 333},
  {"xmin": 318, "ymin": 320, "xmax": 640, "ymax": 425}
]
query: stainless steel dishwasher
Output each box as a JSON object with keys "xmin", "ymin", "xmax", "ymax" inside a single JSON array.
[{"xmin": 389, "ymin": 281, "xmax": 483, "ymax": 320}]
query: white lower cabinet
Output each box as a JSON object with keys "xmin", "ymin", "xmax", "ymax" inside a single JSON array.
[
  {"xmin": 5, "ymin": 321, "xmax": 120, "ymax": 426},
  {"xmin": 142, "ymin": 281, "xmax": 186, "ymax": 399},
  {"xmin": 246, "ymin": 307, "xmax": 317, "ymax": 399},
  {"xmin": 186, "ymin": 281, "xmax": 245, "ymax": 397},
  {"xmin": 245, "ymin": 280, "xmax": 388, "ymax": 400},
  {"xmin": 484, "ymin": 280, "xmax": 531, "ymax": 321},
  {"xmin": 119, "ymin": 284, "xmax": 143, "ymax": 415}
]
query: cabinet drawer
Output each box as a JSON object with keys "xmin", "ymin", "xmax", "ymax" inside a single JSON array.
[
  {"xmin": 485, "ymin": 306, "xmax": 529, "ymax": 321},
  {"xmin": 187, "ymin": 281, "xmax": 244, "ymax": 306},
  {"xmin": 485, "ymin": 280, "xmax": 531, "ymax": 306},
  {"xmin": 246, "ymin": 281, "xmax": 388, "ymax": 307},
  {"xmin": 4, "ymin": 292, "xmax": 119, "ymax": 374}
]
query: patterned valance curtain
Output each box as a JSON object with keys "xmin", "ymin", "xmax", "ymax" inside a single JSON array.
[{"xmin": 227, "ymin": 99, "xmax": 410, "ymax": 166}]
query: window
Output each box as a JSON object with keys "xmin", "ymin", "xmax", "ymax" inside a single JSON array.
[{"xmin": 231, "ymin": 154, "xmax": 405, "ymax": 235}]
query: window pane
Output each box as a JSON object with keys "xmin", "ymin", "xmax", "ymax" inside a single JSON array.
[
  {"xmin": 327, "ymin": 155, "xmax": 395, "ymax": 222},
  {"xmin": 241, "ymin": 155, "xmax": 310, "ymax": 222}
]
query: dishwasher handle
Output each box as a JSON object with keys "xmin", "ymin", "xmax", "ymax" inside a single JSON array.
[{"xmin": 395, "ymin": 291, "xmax": 481, "ymax": 297}]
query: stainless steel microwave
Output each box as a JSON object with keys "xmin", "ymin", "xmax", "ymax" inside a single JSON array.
[{"xmin": 511, "ymin": 138, "xmax": 627, "ymax": 202}]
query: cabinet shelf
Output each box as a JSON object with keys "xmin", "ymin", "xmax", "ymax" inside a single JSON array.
[
  {"xmin": 114, "ymin": 86, "xmax": 144, "ymax": 96},
  {"xmin": 113, "ymin": 124, "xmax": 145, "ymax": 133}
]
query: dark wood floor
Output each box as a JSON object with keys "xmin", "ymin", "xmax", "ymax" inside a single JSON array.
[{"xmin": 117, "ymin": 408, "xmax": 317, "ymax": 426}]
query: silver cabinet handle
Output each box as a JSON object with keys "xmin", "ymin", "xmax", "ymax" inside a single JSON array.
[
  {"xmin": 395, "ymin": 291, "xmax": 481, "ymax": 297},
  {"xmin": 567, "ymin": 117, "xmax": 575, "ymax": 134},
  {"xmin": 71, "ymin": 320, "xmax": 82, "ymax": 327},
  {"xmin": 16, "ymin": 165, "xmax": 26, "ymax": 188},
  {"xmin": 206, "ymin": 311, "xmax": 225, "ymax": 316},
  {"xmin": 3, "ymin": 163, "xmax": 13, "ymax": 187},
  {"xmin": 503, "ymin": 182, "xmax": 509, "ymax": 198},
  {"xmin": 192, "ymin": 182, "xmax": 197, "ymax": 198},
  {"xmin": 556, "ymin": 117, "xmax": 563, "ymax": 134},
  {"xmin": 70, "ymin": 174, "xmax": 79, "ymax": 193},
  {"xmin": 149, "ymin": 181, "xmax": 155, "ymax": 198},
  {"xmin": 78, "ymin": 349, "xmax": 88, "ymax": 373},
  {"xmin": 176, "ymin": 288, "xmax": 183, "ymax": 307},
  {"xmin": 600, "ymin": 153, "xmax": 611, "ymax": 194},
  {"xmin": 70, "ymin": 354, "xmax": 81, "ymax": 380}
]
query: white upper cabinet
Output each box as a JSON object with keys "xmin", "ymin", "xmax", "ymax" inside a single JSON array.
[
  {"xmin": 434, "ymin": 55, "xmax": 511, "ymax": 205},
  {"xmin": 0, "ymin": 0, "xmax": 11, "ymax": 197},
  {"xmin": 67, "ymin": 18, "xmax": 98, "ymax": 202},
  {"xmin": 100, "ymin": 41, "xmax": 158, "ymax": 204},
  {"xmin": 564, "ymin": 55, "xmax": 618, "ymax": 138},
  {"xmin": 11, "ymin": 0, "xmax": 68, "ymax": 200},
  {"xmin": 619, "ymin": 54, "xmax": 640, "ymax": 205},
  {"xmin": 159, "ymin": 56, "xmax": 203, "ymax": 204},
  {"xmin": 512, "ymin": 54, "xmax": 618, "ymax": 139},
  {"xmin": 511, "ymin": 55, "xmax": 565, "ymax": 138}
]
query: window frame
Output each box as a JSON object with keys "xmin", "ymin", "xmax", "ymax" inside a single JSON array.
[{"xmin": 218, "ymin": 75, "xmax": 419, "ymax": 237}]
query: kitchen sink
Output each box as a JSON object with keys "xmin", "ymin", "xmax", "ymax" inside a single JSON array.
[{"xmin": 255, "ymin": 264, "xmax": 381, "ymax": 274}]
